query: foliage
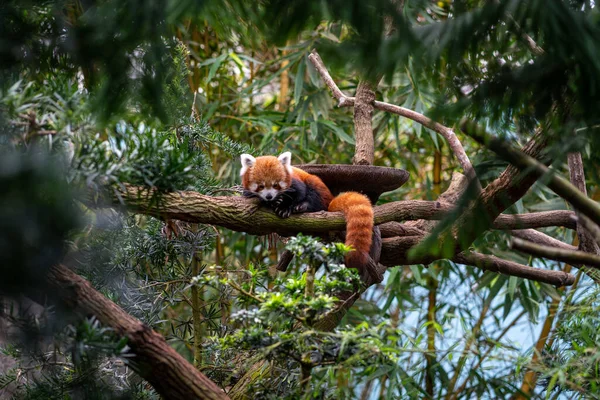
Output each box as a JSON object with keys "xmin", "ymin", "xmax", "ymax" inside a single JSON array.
[
  {"xmin": 1, "ymin": 0, "xmax": 600, "ymax": 399},
  {"xmin": 204, "ymin": 236, "xmax": 419, "ymax": 399}
]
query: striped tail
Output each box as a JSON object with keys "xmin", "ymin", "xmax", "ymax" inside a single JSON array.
[{"xmin": 328, "ymin": 192, "xmax": 374, "ymax": 272}]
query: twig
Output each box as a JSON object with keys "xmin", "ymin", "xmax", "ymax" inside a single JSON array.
[{"xmin": 511, "ymin": 237, "xmax": 600, "ymax": 269}]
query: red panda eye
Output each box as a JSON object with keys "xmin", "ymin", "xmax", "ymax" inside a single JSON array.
[
  {"xmin": 273, "ymin": 183, "xmax": 280, "ymax": 189},
  {"xmin": 257, "ymin": 185, "xmax": 264, "ymax": 190}
]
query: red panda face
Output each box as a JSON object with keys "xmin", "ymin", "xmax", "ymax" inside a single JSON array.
[{"xmin": 240, "ymin": 152, "xmax": 293, "ymax": 202}]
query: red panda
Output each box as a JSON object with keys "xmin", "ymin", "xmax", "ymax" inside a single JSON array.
[{"xmin": 240, "ymin": 151, "xmax": 374, "ymax": 275}]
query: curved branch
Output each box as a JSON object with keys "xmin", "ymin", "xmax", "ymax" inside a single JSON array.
[
  {"xmin": 381, "ymin": 236, "xmax": 575, "ymax": 286},
  {"xmin": 308, "ymin": 50, "xmax": 479, "ymax": 187},
  {"xmin": 511, "ymin": 238, "xmax": 600, "ymax": 269}
]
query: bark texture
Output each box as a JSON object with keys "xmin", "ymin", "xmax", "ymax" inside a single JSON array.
[
  {"xmin": 46, "ymin": 264, "xmax": 229, "ymax": 400},
  {"xmin": 352, "ymin": 81, "xmax": 377, "ymax": 165}
]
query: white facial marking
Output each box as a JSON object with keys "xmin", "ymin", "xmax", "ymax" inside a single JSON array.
[
  {"xmin": 240, "ymin": 154, "xmax": 256, "ymax": 176},
  {"xmin": 278, "ymin": 151, "xmax": 293, "ymax": 174},
  {"xmin": 259, "ymin": 188, "xmax": 279, "ymax": 201},
  {"xmin": 249, "ymin": 183, "xmax": 258, "ymax": 191},
  {"xmin": 279, "ymin": 181, "xmax": 288, "ymax": 189}
]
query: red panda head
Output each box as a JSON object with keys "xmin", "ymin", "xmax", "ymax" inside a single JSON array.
[{"xmin": 240, "ymin": 152, "xmax": 293, "ymax": 201}]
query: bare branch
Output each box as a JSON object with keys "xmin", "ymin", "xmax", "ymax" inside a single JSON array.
[
  {"xmin": 380, "ymin": 236, "xmax": 575, "ymax": 286},
  {"xmin": 307, "ymin": 50, "xmax": 479, "ymax": 187},
  {"xmin": 511, "ymin": 238, "xmax": 600, "ymax": 269},
  {"xmin": 494, "ymin": 211, "xmax": 576, "ymax": 230},
  {"xmin": 307, "ymin": 51, "xmax": 348, "ymax": 103},
  {"xmin": 510, "ymin": 229, "xmax": 578, "ymax": 252}
]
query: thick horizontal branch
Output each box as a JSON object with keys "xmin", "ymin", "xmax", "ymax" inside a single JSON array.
[
  {"xmin": 511, "ymin": 238, "xmax": 600, "ymax": 269},
  {"xmin": 108, "ymin": 185, "xmax": 449, "ymax": 235},
  {"xmin": 108, "ymin": 186, "xmax": 577, "ymax": 237},
  {"xmin": 46, "ymin": 264, "xmax": 228, "ymax": 400},
  {"xmin": 380, "ymin": 236, "xmax": 575, "ymax": 286},
  {"xmin": 494, "ymin": 210, "xmax": 576, "ymax": 230}
]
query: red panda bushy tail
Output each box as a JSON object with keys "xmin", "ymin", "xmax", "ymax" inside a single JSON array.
[{"xmin": 328, "ymin": 192, "xmax": 373, "ymax": 271}]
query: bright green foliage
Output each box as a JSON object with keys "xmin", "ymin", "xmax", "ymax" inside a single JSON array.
[{"xmin": 204, "ymin": 236, "xmax": 418, "ymax": 399}]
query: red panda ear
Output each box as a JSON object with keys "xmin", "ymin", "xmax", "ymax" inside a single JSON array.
[
  {"xmin": 278, "ymin": 151, "xmax": 293, "ymax": 174},
  {"xmin": 240, "ymin": 154, "xmax": 256, "ymax": 176}
]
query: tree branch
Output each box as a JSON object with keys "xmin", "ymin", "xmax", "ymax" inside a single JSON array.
[
  {"xmin": 380, "ymin": 236, "xmax": 575, "ymax": 286},
  {"xmin": 412, "ymin": 126, "xmax": 552, "ymax": 259},
  {"xmin": 511, "ymin": 237, "xmax": 600, "ymax": 269},
  {"xmin": 46, "ymin": 264, "xmax": 228, "ymax": 400},
  {"xmin": 107, "ymin": 186, "xmax": 577, "ymax": 237},
  {"xmin": 462, "ymin": 120, "xmax": 600, "ymax": 227},
  {"xmin": 510, "ymin": 229, "xmax": 578, "ymax": 252},
  {"xmin": 308, "ymin": 50, "xmax": 479, "ymax": 188},
  {"xmin": 568, "ymin": 152, "xmax": 600, "ymax": 254}
]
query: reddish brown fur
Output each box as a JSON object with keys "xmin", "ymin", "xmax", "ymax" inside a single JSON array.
[
  {"xmin": 242, "ymin": 156, "xmax": 373, "ymax": 272},
  {"xmin": 242, "ymin": 156, "xmax": 292, "ymax": 189},
  {"xmin": 291, "ymin": 167, "xmax": 334, "ymax": 206},
  {"xmin": 328, "ymin": 192, "xmax": 374, "ymax": 271}
]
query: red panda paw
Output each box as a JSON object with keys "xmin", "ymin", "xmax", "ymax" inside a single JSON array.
[{"xmin": 273, "ymin": 204, "xmax": 293, "ymax": 218}]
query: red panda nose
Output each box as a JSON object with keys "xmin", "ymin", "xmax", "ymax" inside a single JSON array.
[{"xmin": 265, "ymin": 194, "xmax": 273, "ymax": 200}]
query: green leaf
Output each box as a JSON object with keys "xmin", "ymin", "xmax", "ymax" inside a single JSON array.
[
  {"xmin": 320, "ymin": 120, "xmax": 355, "ymax": 144},
  {"xmin": 229, "ymin": 52, "xmax": 245, "ymax": 75},
  {"xmin": 206, "ymin": 53, "xmax": 228, "ymax": 85},
  {"xmin": 293, "ymin": 57, "xmax": 306, "ymax": 104}
]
